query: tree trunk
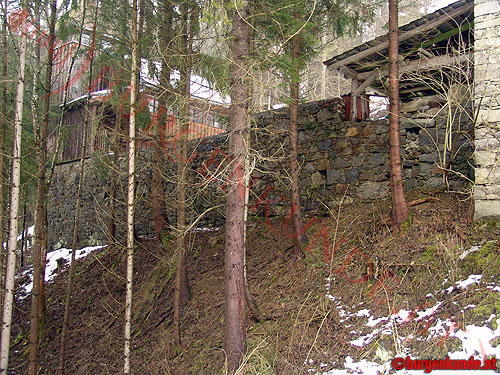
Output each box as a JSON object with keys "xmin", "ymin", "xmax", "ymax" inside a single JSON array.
[
  {"xmin": 225, "ymin": 3, "xmax": 249, "ymax": 373},
  {"xmin": 57, "ymin": 91, "xmax": 91, "ymax": 375},
  {"xmin": 152, "ymin": 0, "xmax": 173, "ymax": 245},
  {"xmin": 388, "ymin": 0, "xmax": 408, "ymax": 230},
  {"xmin": 39, "ymin": 209, "xmax": 48, "ymax": 317},
  {"xmin": 174, "ymin": 1, "xmax": 194, "ymax": 349},
  {"xmin": 152, "ymin": 137, "xmax": 168, "ymax": 242},
  {"xmin": 289, "ymin": 34, "xmax": 306, "ymax": 258},
  {"xmin": 0, "ymin": 0, "xmax": 27, "ymax": 371},
  {"xmin": 243, "ymin": 0, "xmax": 261, "ymax": 322},
  {"xmin": 124, "ymin": 0, "xmax": 138, "ymax": 372},
  {"xmin": 28, "ymin": 0, "xmax": 57, "ymax": 372},
  {"xmin": 20, "ymin": 201, "xmax": 26, "ymax": 268},
  {"xmin": 107, "ymin": 110, "xmax": 120, "ymax": 245},
  {"xmin": 58, "ymin": 6, "xmax": 97, "ymax": 373},
  {"xmin": 0, "ymin": 0, "xmax": 8, "ymax": 303}
]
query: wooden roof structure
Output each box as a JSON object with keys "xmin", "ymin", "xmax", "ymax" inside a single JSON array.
[{"xmin": 323, "ymin": 0, "xmax": 474, "ymax": 101}]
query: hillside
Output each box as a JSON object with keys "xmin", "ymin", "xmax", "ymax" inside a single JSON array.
[{"xmin": 10, "ymin": 189, "xmax": 500, "ymax": 374}]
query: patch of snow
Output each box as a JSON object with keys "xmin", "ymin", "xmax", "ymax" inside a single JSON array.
[
  {"xmin": 320, "ymin": 249, "xmax": 500, "ymax": 374},
  {"xmin": 3, "ymin": 225, "xmax": 35, "ymax": 249},
  {"xmin": 451, "ymin": 321, "xmax": 500, "ymax": 359},
  {"xmin": 16, "ymin": 225, "xmax": 34, "ymax": 241},
  {"xmin": 169, "ymin": 69, "xmax": 230, "ymax": 105},
  {"xmin": 355, "ymin": 309, "xmax": 371, "ymax": 317},
  {"xmin": 427, "ymin": 317, "xmax": 454, "ymax": 338},
  {"xmin": 366, "ymin": 316, "xmax": 389, "ymax": 327},
  {"xmin": 460, "ymin": 245, "xmax": 480, "ymax": 260},
  {"xmin": 322, "ymin": 356, "xmax": 389, "ymax": 374},
  {"xmin": 21, "ymin": 245, "xmax": 106, "ymax": 295},
  {"xmin": 63, "ymin": 90, "xmax": 111, "ymax": 107},
  {"xmin": 463, "ymin": 304, "xmax": 476, "ymax": 310},
  {"xmin": 485, "ymin": 314, "xmax": 496, "ymax": 323},
  {"xmin": 349, "ymin": 329, "xmax": 381, "ymax": 347},
  {"xmin": 272, "ymin": 103, "xmax": 286, "ymax": 110},
  {"xmin": 392, "ymin": 309, "xmax": 411, "ymax": 323},
  {"xmin": 415, "ymin": 303, "xmax": 441, "ymax": 320},
  {"xmin": 456, "ymin": 275, "xmax": 482, "ymax": 289},
  {"xmin": 193, "ymin": 227, "xmax": 219, "ymax": 232},
  {"xmin": 444, "ymin": 286, "xmax": 454, "ymax": 293}
]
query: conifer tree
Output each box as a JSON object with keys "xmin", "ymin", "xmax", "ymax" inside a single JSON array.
[
  {"xmin": 225, "ymin": 1, "xmax": 249, "ymax": 372},
  {"xmin": 260, "ymin": 0, "xmax": 376, "ymax": 257},
  {"xmin": 388, "ymin": 0, "xmax": 408, "ymax": 229},
  {"xmin": 29, "ymin": 0, "xmax": 58, "ymax": 372}
]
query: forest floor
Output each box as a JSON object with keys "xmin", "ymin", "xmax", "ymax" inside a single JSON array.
[{"xmin": 9, "ymin": 189, "xmax": 500, "ymax": 374}]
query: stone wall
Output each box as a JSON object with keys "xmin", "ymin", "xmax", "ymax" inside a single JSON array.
[
  {"xmin": 48, "ymin": 98, "xmax": 474, "ymax": 249},
  {"xmin": 400, "ymin": 96, "xmax": 474, "ymax": 191},
  {"xmin": 474, "ymin": 0, "xmax": 500, "ymax": 219}
]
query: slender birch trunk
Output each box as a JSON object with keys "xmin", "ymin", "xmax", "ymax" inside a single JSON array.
[
  {"xmin": 124, "ymin": 0, "xmax": 138, "ymax": 372},
  {"xmin": 388, "ymin": 0, "xmax": 408, "ymax": 229},
  {"xmin": 0, "ymin": 0, "xmax": 28, "ymax": 372},
  {"xmin": 0, "ymin": 0, "xmax": 9, "ymax": 302},
  {"xmin": 225, "ymin": 2, "xmax": 249, "ymax": 372}
]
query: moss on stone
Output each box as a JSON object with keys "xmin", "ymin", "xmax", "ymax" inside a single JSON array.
[
  {"xmin": 472, "ymin": 291, "xmax": 500, "ymax": 330},
  {"xmin": 461, "ymin": 241, "xmax": 500, "ymax": 281}
]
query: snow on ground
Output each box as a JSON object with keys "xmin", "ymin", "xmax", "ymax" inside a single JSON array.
[
  {"xmin": 18, "ymin": 245, "xmax": 106, "ymax": 296},
  {"xmin": 310, "ymin": 245, "xmax": 500, "ymax": 374},
  {"xmin": 2, "ymin": 225, "xmax": 35, "ymax": 249},
  {"xmin": 17, "ymin": 225, "xmax": 34, "ymax": 241}
]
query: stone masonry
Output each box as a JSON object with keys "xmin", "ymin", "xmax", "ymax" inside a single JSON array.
[
  {"xmin": 48, "ymin": 98, "xmax": 474, "ymax": 249},
  {"xmin": 474, "ymin": 0, "xmax": 500, "ymax": 219}
]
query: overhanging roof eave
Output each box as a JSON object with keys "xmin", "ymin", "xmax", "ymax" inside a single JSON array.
[{"xmin": 323, "ymin": 0, "xmax": 474, "ymax": 70}]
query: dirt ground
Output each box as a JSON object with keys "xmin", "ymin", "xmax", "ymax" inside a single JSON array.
[{"xmin": 9, "ymin": 189, "xmax": 500, "ymax": 374}]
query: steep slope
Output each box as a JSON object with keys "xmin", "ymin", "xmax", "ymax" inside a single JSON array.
[{"xmin": 10, "ymin": 190, "xmax": 500, "ymax": 374}]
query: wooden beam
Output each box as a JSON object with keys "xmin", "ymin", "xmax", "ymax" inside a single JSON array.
[
  {"xmin": 399, "ymin": 86, "xmax": 432, "ymax": 94},
  {"xmin": 339, "ymin": 66, "xmax": 358, "ymax": 79},
  {"xmin": 325, "ymin": 2, "xmax": 473, "ymax": 70},
  {"xmin": 357, "ymin": 53, "xmax": 470, "ymax": 80},
  {"xmin": 420, "ymin": 21, "xmax": 471, "ymax": 49},
  {"xmin": 353, "ymin": 74, "xmax": 377, "ymax": 96}
]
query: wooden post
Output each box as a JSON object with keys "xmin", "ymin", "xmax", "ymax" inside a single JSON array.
[{"xmin": 350, "ymin": 79, "xmax": 359, "ymax": 121}]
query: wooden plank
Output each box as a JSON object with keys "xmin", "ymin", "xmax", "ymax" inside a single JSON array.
[
  {"xmin": 357, "ymin": 53, "xmax": 470, "ymax": 80},
  {"xmin": 399, "ymin": 86, "xmax": 432, "ymax": 94},
  {"xmin": 325, "ymin": 2, "xmax": 473, "ymax": 70}
]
